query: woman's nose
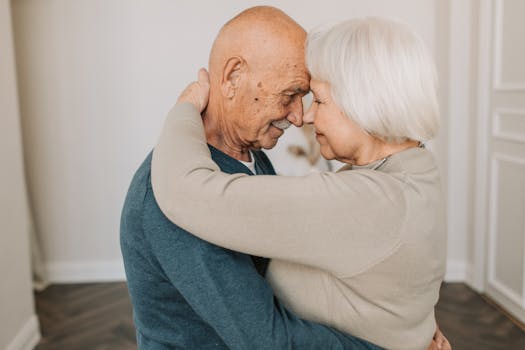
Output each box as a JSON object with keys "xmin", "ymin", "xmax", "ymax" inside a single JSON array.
[{"xmin": 303, "ymin": 105, "xmax": 315, "ymax": 124}]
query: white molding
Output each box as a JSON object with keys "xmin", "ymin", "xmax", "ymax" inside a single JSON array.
[
  {"xmin": 487, "ymin": 158, "xmax": 523, "ymax": 309},
  {"xmin": 444, "ymin": 260, "xmax": 468, "ymax": 282},
  {"xmin": 487, "ymin": 155, "xmax": 501, "ymax": 291},
  {"xmin": 488, "ymin": 277, "xmax": 523, "ymax": 307},
  {"xmin": 492, "ymin": 0, "xmax": 525, "ymax": 91},
  {"xmin": 45, "ymin": 260, "xmax": 126, "ymax": 283},
  {"xmin": 492, "ymin": 0, "xmax": 503, "ymax": 90},
  {"xmin": 487, "ymin": 153, "xmax": 525, "ymax": 306},
  {"xmin": 44, "ymin": 258, "xmax": 472, "ymax": 285},
  {"xmin": 492, "ymin": 108, "xmax": 525, "ymax": 143},
  {"xmin": 494, "ymin": 83, "xmax": 525, "ymax": 92},
  {"xmin": 491, "ymin": 152, "xmax": 525, "ymax": 167},
  {"xmin": 5, "ymin": 315, "xmax": 41, "ymax": 350},
  {"xmin": 486, "ymin": 282, "xmax": 525, "ymax": 324},
  {"xmin": 472, "ymin": 0, "xmax": 494, "ymax": 293}
]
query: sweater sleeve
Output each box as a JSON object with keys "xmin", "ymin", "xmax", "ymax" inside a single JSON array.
[{"xmin": 151, "ymin": 103, "xmax": 406, "ymax": 277}]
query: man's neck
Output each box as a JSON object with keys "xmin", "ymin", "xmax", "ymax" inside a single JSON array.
[{"xmin": 202, "ymin": 108, "xmax": 252, "ymax": 162}]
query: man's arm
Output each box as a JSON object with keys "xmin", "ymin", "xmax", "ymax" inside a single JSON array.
[{"xmin": 143, "ymin": 186, "xmax": 380, "ymax": 350}]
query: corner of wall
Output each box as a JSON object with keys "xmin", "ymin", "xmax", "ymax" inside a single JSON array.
[
  {"xmin": 444, "ymin": 260, "xmax": 469, "ymax": 282},
  {"xmin": 5, "ymin": 315, "xmax": 41, "ymax": 350}
]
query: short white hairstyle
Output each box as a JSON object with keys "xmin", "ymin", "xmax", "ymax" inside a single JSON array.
[{"xmin": 306, "ymin": 17, "xmax": 439, "ymax": 143}]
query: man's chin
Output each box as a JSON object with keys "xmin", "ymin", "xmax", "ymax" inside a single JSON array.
[
  {"xmin": 258, "ymin": 137, "xmax": 281, "ymax": 150},
  {"xmin": 256, "ymin": 129, "xmax": 284, "ymax": 149}
]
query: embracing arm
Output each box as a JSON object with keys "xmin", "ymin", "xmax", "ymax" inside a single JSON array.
[
  {"xmin": 142, "ymin": 204, "xmax": 374, "ymax": 349},
  {"xmin": 149, "ymin": 71, "xmax": 449, "ymax": 350},
  {"xmin": 151, "ymin": 101, "xmax": 404, "ymax": 276}
]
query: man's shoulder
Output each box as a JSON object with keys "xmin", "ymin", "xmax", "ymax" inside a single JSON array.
[
  {"xmin": 123, "ymin": 152, "xmax": 241, "ymax": 255},
  {"xmin": 128, "ymin": 151, "xmax": 153, "ymax": 190},
  {"xmin": 122, "ymin": 151, "xmax": 153, "ymax": 208}
]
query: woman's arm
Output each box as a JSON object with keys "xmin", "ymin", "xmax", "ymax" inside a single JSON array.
[{"xmin": 151, "ymin": 102, "xmax": 405, "ymax": 277}]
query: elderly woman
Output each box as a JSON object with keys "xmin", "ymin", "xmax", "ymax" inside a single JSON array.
[{"xmin": 152, "ymin": 18, "xmax": 446, "ymax": 350}]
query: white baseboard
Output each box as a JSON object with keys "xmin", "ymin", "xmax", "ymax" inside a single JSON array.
[
  {"xmin": 444, "ymin": 259, "xmax": 469, "ymax": 282},
  {"xmin": 45, "ymin": 258, "xmax": 469, "ymax": 284},
  {"xmin": 6, "ymin": 315, "xmax": 41, "ymax": 350},
  {"xmin": 45, "ymin": 260, "xmax": 126, "ymax": 283}
]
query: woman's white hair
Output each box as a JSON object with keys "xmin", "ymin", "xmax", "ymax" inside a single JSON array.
[{"xmin": 306, "ymin": 17, "xmax": 439, "ymax": 143}]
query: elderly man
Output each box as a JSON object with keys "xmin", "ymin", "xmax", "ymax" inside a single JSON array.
[
  {"xmin": 120, "ymin": 6, "xmax": 381, "ymax": 350},
  {"xmin": 121, "ymin": 6, "xmax": 448, "ymax": 350}
]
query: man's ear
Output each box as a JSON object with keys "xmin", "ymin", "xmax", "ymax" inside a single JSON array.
[{"xmin": 221, "ymin": 56, "xmax": 245, "ymax": 99}]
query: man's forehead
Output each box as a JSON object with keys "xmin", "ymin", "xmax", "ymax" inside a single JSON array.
[
  {"xmin": 277, "ymin": 66, "xmax": 310, "ymax": 90},
  {"xmin": 255, "ymin": 58, "xmax": 309, "ymax": 91}
]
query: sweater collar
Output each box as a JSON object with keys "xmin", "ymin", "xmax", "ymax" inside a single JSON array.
[
  {"xmin": 337, "ymin": 146, "xmax": 434, "ymax": 173},
  {"xmin": 208, "ymin": 144, "xmax": 254, "ymax": 175}
]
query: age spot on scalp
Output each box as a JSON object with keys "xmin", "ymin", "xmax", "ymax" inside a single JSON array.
[{"xmin": 257, "ymin": 82, "xmax": 262, "ymax": 88}]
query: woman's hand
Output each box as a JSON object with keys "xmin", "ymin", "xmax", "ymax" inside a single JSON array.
[
  {"xmin": 177, "ymin": 68, "xmax": 210, "ymax": 113},
  {"xmin": 427, "ymin": 326, "xmax": 451, "ymax": 350}
]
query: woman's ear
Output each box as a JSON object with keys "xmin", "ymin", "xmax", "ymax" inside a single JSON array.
[{"xmin": 221, "ymin": 56, "xmax": 244, "ymax": 99}]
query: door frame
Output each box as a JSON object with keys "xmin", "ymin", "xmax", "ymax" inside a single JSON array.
[
  {"xmin": 472, "ymin": 0, "xmax": 525, "ymax": 324},
  {"xmin": 471, "ymin": 0, "xmax": 492, "ymax": 293}
]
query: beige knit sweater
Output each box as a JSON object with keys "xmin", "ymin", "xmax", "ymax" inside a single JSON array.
[{"xmin": 151, "ymin": 103, "xmax": 447, "ymax": 350}]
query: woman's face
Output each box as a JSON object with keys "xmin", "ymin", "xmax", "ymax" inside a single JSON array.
[{"xmin": 303, "ymin": 80, "xmax": 371, "ymax": 164}]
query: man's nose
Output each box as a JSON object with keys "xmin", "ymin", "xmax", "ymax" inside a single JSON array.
[{"xmin": 286, "ymin": 98, "xmax": 304, "ymax": 127}]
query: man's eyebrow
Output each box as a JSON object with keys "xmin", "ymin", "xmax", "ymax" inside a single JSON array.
[{"xmin": 284, "ymin": 87, "xmax": 308, "ymax": 95}]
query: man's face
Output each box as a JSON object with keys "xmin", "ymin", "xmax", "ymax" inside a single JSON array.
[{"xmin": 231, "ymin": 55, "xmax": 310, "ymax": 150}]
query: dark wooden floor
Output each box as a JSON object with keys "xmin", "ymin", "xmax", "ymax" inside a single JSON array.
[
  {"xmin": 34, "ymin": 283, "xmax": 136, "ymax": 350},
  {"xmin": 34, "ymin": 282, "xmax": 525, "ymax": 350},
  {"xmin": 435, "ymin": 283, "xmax": 525, "ymax": 350}
]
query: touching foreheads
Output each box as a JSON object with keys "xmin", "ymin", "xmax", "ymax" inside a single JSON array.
[{"xmin": 307, "ymin": 17, "xmax": 440, "ymax": 143}]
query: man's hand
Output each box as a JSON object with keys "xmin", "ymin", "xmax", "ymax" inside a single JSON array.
[
  {"xmin": 177, "ymin": 68, "xmax": 210, "ymax": 113},
  {"xmin": 426, "ymin": 326, "xmax": 451, "ymax": 350}
]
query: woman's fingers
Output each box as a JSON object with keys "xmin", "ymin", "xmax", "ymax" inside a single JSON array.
[
  {"xmin": 432, "ymin": 326, "xmax": 452, "ymax": 350},
  {"xmin": 177, "ymin": 68, "xmax": 211, "ymax": 113},
  {"xmin": 197, "ymin": 67, "xmax": 210, "ymax": 86}
]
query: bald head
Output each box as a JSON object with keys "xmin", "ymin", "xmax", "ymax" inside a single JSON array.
[
  {"xmin": 223, "ymin": 5, "xmax": 304, "ymax": 35},
  {"xmin": 209, "ymin": 6, "xmax": 306, "ymax": 85},
  {"xmin": 203, "ymin": 6, "xmax": 309, "ymax": 158}
]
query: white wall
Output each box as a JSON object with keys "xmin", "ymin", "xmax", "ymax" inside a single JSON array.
[
  {"xmin": 11, "ymin": 0, "xmax": 470, "ymax": 283},
  {"xmin": 434, "ymin": 0, "xmax": 484, "ymax": 284},
  {"xmin": 441, "ymin": 0, "xmax": 476, "ymax": 282},
  {"xmin": 0, "ymin": 0, "xmax": 41, "ymax": 349}
]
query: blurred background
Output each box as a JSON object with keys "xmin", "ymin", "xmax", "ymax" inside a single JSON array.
[{"xmin": 2, "ymin": 0, "xmax": 524, "ymax": 349}]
